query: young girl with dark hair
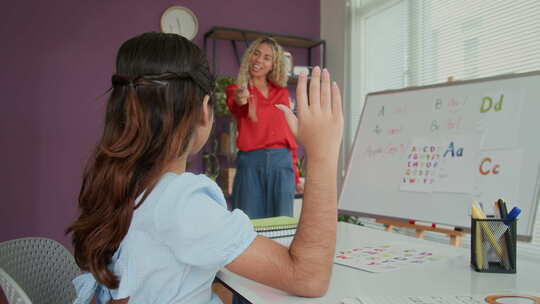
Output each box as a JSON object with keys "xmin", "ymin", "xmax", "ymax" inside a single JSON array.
[{"xmin": 67, "ymin": 32, "xmax": 343, "ymax": 304}]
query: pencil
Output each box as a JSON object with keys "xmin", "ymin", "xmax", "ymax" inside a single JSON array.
[{"xmin": 472, "ymin": 205, "xmax": 504, "ymax": 262}]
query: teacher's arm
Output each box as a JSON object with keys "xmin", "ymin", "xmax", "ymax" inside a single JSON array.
[{"xmin": 225, "ymin": 84, "xmax": 248, "ymax": 117}]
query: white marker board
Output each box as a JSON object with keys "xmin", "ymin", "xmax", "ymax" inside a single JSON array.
[{"xmin": 339, "ymin": 71, "xmax": 540, "ymax": 238}]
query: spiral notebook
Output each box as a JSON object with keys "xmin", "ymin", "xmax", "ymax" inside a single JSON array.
[{"xmin": 251, "ymin": 216, "xmax": 298, "ymax": 239}]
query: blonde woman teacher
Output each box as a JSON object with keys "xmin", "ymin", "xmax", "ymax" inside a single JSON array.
[{"xmin": 226, "ymin": 37, "xmax": 302, "ymax": 219}]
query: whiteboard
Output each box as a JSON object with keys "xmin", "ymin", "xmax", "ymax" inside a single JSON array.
[{"xmin": 339, "ymin": 71, "xmax": 540, "ymax": 238}]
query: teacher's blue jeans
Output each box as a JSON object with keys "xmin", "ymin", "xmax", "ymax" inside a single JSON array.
[
  {"xmin": 232, "ymin": 147, "xmax": 295, "ymax": 219},
  {"xmin": 231, "ymin": 148, "xmax": 295, "ymax": 304}
]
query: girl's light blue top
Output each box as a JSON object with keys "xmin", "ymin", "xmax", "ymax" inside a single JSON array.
[{"xmin": 72, "ymin": 172, "xmax": 257, "ymax": 304}]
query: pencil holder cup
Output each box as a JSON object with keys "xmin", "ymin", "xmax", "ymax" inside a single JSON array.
[{"xmin": 470, "ymin": 218, "xmax": 516, "ymax": 273}]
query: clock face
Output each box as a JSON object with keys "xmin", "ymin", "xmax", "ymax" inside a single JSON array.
[{"xmin": 160, "ymin": 6, "xmax": 198, "ymax": 40}]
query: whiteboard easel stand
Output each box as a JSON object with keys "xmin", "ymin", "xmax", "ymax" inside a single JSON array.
[{"xmin": 375, "ymin": 219, "xmax": 465, "ymax": 247}]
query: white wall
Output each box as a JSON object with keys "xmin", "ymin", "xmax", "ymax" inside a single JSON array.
[{"xmin": 321, "ymin": 0, "xmax": 350, "ymax": 184}]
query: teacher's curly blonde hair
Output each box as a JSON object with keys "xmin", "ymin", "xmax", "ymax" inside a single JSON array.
[{"xmin": 236, "ymin": 37, "xmax": 289, "ymax": 88}]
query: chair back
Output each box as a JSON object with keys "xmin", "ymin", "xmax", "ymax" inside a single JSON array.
[
  {"xmin": 0, "ymin": 237, "xmax": 81, "ymax": 304},
  {"xmin": 0, "ymin": 267, "xmax": 32, "ymax": 304}
]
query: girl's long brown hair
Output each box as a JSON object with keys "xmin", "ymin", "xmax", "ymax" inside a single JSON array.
[{"xmin": 66, "ymin": 33, "xmax": 214, "ymax": 289}]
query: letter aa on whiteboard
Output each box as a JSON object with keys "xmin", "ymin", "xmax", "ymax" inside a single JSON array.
[{"xmin": 432, "ymin": 133, "xmax": 482, "ymax": 194}]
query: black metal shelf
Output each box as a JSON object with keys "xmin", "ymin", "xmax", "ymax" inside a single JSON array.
[{"xmin": 203, "ymin": 26, "xmax": 326, "ymax": 76}]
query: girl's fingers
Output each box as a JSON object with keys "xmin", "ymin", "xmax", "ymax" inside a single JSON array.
[
  {"xmin": 309, "ymin": 66, "xmax": 321, "ymax": 111},
  {"xmin": 295, "ymin": 71, "xmax": 308, "ymax": 115},
  {"xmin": 331, "ymin": 81, "xmax": 343, "ymax": 117},
  {"xmin": 321, "ymin": 68, "xmax": 331, "ymax": 112}
]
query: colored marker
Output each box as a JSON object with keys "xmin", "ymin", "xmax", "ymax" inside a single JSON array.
[
  {"xmin": 415, "ymin": 221, "xmax": 435, "ymax": 228},
  {"xmin": 504, "ymin": 207, "xmax": 521, "ymax": 226}
]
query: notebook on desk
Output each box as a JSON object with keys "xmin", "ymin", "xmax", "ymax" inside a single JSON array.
[{"xmin": 251, "ymin": 216, "xmax": 297, "ymax": 239}]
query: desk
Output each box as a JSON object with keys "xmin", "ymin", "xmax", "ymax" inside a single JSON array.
[{"xmin": 217, "ymin": 222, "xmax": 540, "ymax": 303}]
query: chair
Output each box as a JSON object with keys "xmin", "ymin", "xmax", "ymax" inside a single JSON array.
[{"xmin": 0, "ymin": 237, "xmax": 81, "ymax": 304}]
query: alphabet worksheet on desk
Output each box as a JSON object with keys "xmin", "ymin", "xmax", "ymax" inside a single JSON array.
[{"xmin": 334, "ymin": 241, "xmax": 460, "ymax": 273}]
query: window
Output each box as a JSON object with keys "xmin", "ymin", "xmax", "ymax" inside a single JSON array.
[{"xmin": 348, "ymin": 0, "xmax": 540, "ymax": 253}]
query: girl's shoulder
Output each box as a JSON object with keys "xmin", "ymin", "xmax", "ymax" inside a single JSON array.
[
  {"xmin": 161, "ymin": 172, "xmax": 220, "ymax": 196},
  {"xmin": 162, "ymin": 172, "xmax": 224, "ymax": 205}
]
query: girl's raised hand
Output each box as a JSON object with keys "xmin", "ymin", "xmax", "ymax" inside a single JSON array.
[{"xmin": 277, "ymin": 67, "xmax": 343, "ymax": 161}]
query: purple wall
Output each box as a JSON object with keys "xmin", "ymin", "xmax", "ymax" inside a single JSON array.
[{"xmin": 0, "ymin": 0, "xmax": 320, "ymax": 249}]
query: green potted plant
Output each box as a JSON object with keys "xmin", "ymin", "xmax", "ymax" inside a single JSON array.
[
  {"xmin": 337, "ymin": 214, "xmax": 363, "ymax": 225},
  {"xmin": 213, "ymin": 75, "xmax": 237, "ymax": 157},
  {"xmin": 296, "ymin": 156, "xmax": 306, "ymax": 179},
  {"xmin": 213, "ymin": 75, "xmax": 235, "ymax": 116},
  {"xmin": 202, "ymin": 139, "xmax": 220, "ymax": 180}
]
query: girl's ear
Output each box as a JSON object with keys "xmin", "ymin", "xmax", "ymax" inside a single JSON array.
[{"xmin": 199, "ymin": 95, "xmax": 212, "ymax": 127}]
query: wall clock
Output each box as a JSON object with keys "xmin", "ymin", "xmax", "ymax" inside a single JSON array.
[{"xmin": 160, "ymin": 6, "xmax": 198, "ymax": 40}]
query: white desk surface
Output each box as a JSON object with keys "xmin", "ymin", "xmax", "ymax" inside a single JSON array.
[{"xmin": 217, "ymin": 222, "xmax": 540, "ymax": 304}]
